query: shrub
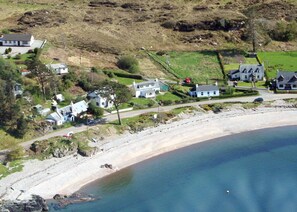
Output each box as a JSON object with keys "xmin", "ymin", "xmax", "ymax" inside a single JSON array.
[
  {"xmin": 161, "ymin": 100, "xmax": 173, "ymax": 106},
  {"xmin": 14, "ymin": 54, "xmax": 21, "ymax": 60},
  {"xmin": 270, "ymin": 20, "xmax": 297, "ymax": 41},
  {"xmin": 1, "ymin": 28, "xmax": 9, "ymax": 34},
  {"xmin": 88, "ymin": 102, "xmax": 104, "ymax": 118},
  {"xmin": 6, "ymin": 146, "xmax": 25, "ymax": 162},
  {"xmin": 117, "ymin": 55, "xmax": 140, "ymax": 73}
]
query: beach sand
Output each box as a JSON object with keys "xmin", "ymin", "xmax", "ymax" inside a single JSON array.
[{"xmin": 1, "ymin": 107, "xmax": 297, "ymax": 200}]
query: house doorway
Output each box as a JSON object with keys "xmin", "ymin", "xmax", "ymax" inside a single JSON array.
[{"xmin": 18, "ymin": 41, "xmax": 21, "ymax": 46}]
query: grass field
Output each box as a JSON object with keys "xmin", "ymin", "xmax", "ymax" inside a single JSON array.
[
  {"xmin": 257, "ymin": 51, "xmax": 297, "ymax": 79},
  {"xmin": 150, "ymin": 51, "xmax": 223, "ymax": 83}
]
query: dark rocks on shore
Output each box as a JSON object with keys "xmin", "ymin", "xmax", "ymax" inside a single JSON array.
[
  {"xmin": 0, "ymin": 195, "xmax": 48, "ymax": 212},
  {"xmin": 77, "ymin": 147, "xmax": 99, "ymax": 157},
  {"xmin": 52, "ymin": 193, "xmax": 98, "ymax": 209}
]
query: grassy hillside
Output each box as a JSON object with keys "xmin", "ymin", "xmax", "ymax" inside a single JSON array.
[{"xmin": 1, "ymin": 0, "xmax": 297, "ymax": 69}]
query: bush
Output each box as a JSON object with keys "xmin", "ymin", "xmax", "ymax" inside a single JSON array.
[
  {"xmin": 161, "ymin": 100, "xmax": 173, "ymax": 106},
  {"xmin": 6, "ymin": 146, "xmax": 25, "ymax": 162},
  {"xmin": 270, "ymin": 20, "xmax": 297, "ymax": 41},
  {"xmin": 117, "ymin": 55, "xmax": 140, "ymax": 73},
  {"xmin": 14, "ymin": 54, "xmax": 21, "ymax": 60},
  {"xmin": 88, "ymin": 102, "xmax": 104, "ymax": 118}
]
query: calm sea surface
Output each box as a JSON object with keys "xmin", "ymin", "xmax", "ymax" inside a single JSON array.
[{"xmin": 50, "ymin": 126, "xmax": 297, "ymax": 212}]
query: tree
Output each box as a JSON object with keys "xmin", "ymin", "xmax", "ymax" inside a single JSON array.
[
  {"xmin": 26, "ymin": 58, "xmax": 54, "ymax": 99},
  {"xmin": 15, "ymin": 115, "xmax": 28, "ymax": 138},
  {"xmin": 246, "ymin": 8, "xmax": 258, "ymax": 52},
  {"xmin": 0, "ymin": 80, "xmax": 20, "ymax": 128},
  {"xmin": 94, "ymin": 80, "xmax": 132, "ymax": 125}
]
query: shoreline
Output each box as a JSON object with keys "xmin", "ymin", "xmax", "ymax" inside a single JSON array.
[{"xmin": 1, "ymin": 107, "xmax": 297, "ymax": 201}]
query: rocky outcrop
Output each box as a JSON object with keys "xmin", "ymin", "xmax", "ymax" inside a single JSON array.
[
  {"xmin": 0, "ymin": 195, "xmax": 48, "ymax": 212},
  {"xmin": 171, "ymin": 19, "xmax": 246, "ymax": 32},
  {"xmin": 77, "ymin": 147, "xmax": 99, "ymax": 157},
  {"xmin": 88, "ymin": 0, "xmax": 118, "ymax": 8},
  {"xmin": 52, "ymin": 193, "xmax": 98, "ymax": 209},
  {"xmin": 18, "ymin": 10, "xmax": 67, "ymax": 28}
]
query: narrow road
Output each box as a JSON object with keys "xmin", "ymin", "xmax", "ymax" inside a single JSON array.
[{"xmin": 17, "ymin": 93, "xmax": 297, "ymax": 149}]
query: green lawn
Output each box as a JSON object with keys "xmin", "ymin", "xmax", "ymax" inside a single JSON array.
[
  {"xmin": 237, "ymin": 81, "xmax": 266, "ymax": 88},
  {"xmin": 156, "ymin": 92, "xmax": 181, "ymax": 102},
  {"xmin": 115, "ymin": 76, "xmax": 143, "ymax": 85},
  {"xmin": 257, "ymin": 51, "xmax": 297, "ymax": 79},
  {"xmin": 150, "ymin": 51, "xmax": 223, "ymax": 83},
  {"xmin": 220, "ymin": 50, "xmax": 259, "ymax": 72}
]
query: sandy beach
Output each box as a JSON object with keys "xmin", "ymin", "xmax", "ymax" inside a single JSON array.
[{"xmin": 1, "ymin": 106, "xmax": 297, "ymax": 200}]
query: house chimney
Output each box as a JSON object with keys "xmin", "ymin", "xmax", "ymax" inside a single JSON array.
[
  {"xmin": 155, "ymin": 78, "xmax": 158, "ymax": 82},
  {"xmin": 215, "ymin": 81, "xmax": 218, "ymax": 86},
  {"xmin": 196, "ymin": 84, "xmax": 199, "ymax": 89}
]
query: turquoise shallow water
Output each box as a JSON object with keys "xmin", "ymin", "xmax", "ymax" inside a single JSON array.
[{"xmin": 51, "ymin": 126, "xmax": 297, "ymax": 212}]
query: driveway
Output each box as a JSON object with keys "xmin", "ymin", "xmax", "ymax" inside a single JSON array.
[{"xmin": 0, "ymin": 40, "xmax": 45, "ymax": 56}]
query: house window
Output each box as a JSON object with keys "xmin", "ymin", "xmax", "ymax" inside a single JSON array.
[
  {"xmin": 102, "ymin": 102, "xmax": 104, "ymax": 105},
  {"xmin": 207, "ymin": 92, "xmax": 210, "ymax": 95},
  {"xmin": 293, "ymin": 85, "xmax": 296, "ymax": 88},
  {"xmin": 201, "ymin": 92, "xmax": 203, "ymax": 96},
  {"xmin": 96, "ymin": 102, "xmax": 99, "ymax": 106},
  {"xmin": 245, "ymin": 75, "xmax": 247, "ymax": 79},
  {"xmin": 214, "ymin": 91, "xmax": 216, "ymax": 95},
  {"xmin": 279, "ymin": 84, "xmax": 284, "ymax": 88}
]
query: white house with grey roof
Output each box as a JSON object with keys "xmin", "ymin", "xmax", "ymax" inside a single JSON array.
[
  {"xmin": 276, "ymin": 70, "xmax": 297, "ymax": 90},
  {"xmin": 0, "ymin": 34, "xmax": 34, "ymax": 47},
  {"xmin": 229, "ymin": 64, "xmax": 264, "ymax": 82},
  {"xmin": 189, "ymin": 84, "xmax": 220, "ymax": 98},
  {"xmin": 87, "ymin": 90, "xmax": 114, "ymax": 108},
  {"xmin": 46, "ymin": 63, "xmax": 68, "ymax": 75},
  {"xmin": 46, "ymin": 100, "xmax": 88, "ymax": 125},
  {"xmin": 133, "ymin": 79, "xmax": 161, "ymax": 98}
]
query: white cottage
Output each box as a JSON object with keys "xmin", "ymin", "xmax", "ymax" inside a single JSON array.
[
  {"xmin": 0, "ymin": 34, "xmax": 34, "ymax": 47},
  {"xmin": 46, "ymin": 100, "xmax": 88, "ymax": 125},
  {"xmin": 87, "ymin": 91, "xmax": 113, "ymax": 108},
  {"xmin": 133, "ymin": 79, "xmax": 161, "ymax": 98},
  {"xmin": 189, "ymin": 84, "xmax": 220, "ymax": 98},
  {"xmin": 46, "ymin": 63, "xmax": 68, "ymax": 75},
  {"xmin": 229, "ymin": 64, "xmax": 264, "ymax": 82}
]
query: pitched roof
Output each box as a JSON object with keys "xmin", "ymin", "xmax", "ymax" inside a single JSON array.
[
  {"xmin": 134, "ymin": 79, "xmax": 160, "ymax": 91},
  {"xmin": 277, "ymin": 71, "xmax": 297, "ymax": 84},
  {"xmin": 47, "ymin": 63, "xmax": 67, "ymax": 69},
  {"xmin": 3, "ymin": 34, "xmax": 32, "ymax": 41},
  {"xmin": 191, "ymin": 85, "xmax": 219, "ymax": 92},
  {"xmin": 239, "ymin": 64, "xmax": 264, "ymax": 73}
]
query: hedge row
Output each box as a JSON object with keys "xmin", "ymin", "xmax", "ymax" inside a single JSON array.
[{"xmin": 103, "ymin": 70, "xmax": 143, "ymax": 80}]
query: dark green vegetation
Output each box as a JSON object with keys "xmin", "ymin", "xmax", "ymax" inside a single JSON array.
[{"xmin": 117, "ymin": 55, "xmax": 140, "ymax": 74}]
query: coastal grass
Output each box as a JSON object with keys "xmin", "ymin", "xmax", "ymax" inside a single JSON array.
[
  {"xmin": 0, "ymin": 160, "xmax": 23, "ymax": 180},
  {"xmin": 149, "ymin": 51, "xmax": 223, "ymax": 83},
  {"xmin": 257, "ymin": 51, "xmax": 297, "ymax": 79}
]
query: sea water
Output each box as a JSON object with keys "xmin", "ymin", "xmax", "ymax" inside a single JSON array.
[{"xmin": 50, "ymin": 126, "xmax": 297, "ymax": 212}]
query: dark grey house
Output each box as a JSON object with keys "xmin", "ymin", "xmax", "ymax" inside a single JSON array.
[
  {"xmin": 276, "ymin": 71, "xmax": 297, "ymax": 90},
  {"xmin": 0, "ymin": 34, "xmax": 34, "ymax": 47},
  {"xmin": 229, "ymin": 64, "xmax": 265, "ymax": 82}
]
